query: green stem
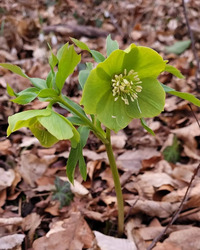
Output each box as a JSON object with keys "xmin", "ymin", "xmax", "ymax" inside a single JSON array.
[
  {"xmin": 57, "ymin": 95, "xmax": 108, "ymax": 145},
  {"xmin": 105, "ymin": 128, "xmax": 124, "ymax": 236}
]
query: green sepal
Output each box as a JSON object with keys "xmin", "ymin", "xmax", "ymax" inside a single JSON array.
[
  {"xmin": 164, "ymin": 64, "xmax": 184, "ymax": 79},
  {"xmin": 106, "ymin": 34, "xmax": 119, "ymax": 57},
  {"xmin": 71, "ymin": 37, "xmax": 105, "ymax": 63},
  {"xmin": 56, "ymin": 44, "xmax": 81, "ymax": 92},
  {"xmin": 78, "ymin": 62, "xmax": 93, "ymax": 89},
  {"xmin": 0, "ymin": 63, "xmax": 47, "ymax": 89},
  {"xmin": 161, "ymin": 83, "xmax": 200, "ymax": 107},
  {"xmin": 140, "ymin": 118, "xmax": 155, "ymax": 136}
]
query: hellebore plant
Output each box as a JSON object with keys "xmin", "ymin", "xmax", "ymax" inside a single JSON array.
[{"xmin": 1, "ymin": 35, "xmax": 200, "ymax": 236}]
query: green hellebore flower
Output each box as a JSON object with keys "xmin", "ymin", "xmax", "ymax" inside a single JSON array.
[
  {"xmin": 7, "ymin": 109, "xmax": 80, "ymax": 147},
  {"xmin": 81, "ymin": 44, "xmax": 166, "ymax": 132}
]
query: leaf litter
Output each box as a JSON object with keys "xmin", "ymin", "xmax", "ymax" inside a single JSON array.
[{"xmin": 0, "ymin": 0, "xmax": 200, "ymax": 249}]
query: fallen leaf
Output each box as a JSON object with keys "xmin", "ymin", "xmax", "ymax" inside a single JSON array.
[
  {"xmin": 0, "ymin": 234, "xmax": 25, "ymax": 249},
  {"xmin": 0, "ymin": 168, "xmax": 15, "ymax": 191},
  {"xmin": 94, "ymin": 230, "xmax": 137, "ymax": 250},
  {"xmin": 33, "ymin": 212, "xmax": 94, "ymax": 250},
  {"xmin": 117, "ymin": 148, "xmax": 161, "ymax": 174}
]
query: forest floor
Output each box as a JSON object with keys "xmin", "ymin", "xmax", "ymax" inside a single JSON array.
[{"xmin": 0, "ymin": 0, "xmax": 200, "ymax": 249}]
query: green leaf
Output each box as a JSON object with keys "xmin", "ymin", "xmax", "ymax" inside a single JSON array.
[
  {"xmin": 164, "ymin": 64, "xmax": 184, "ymax": 79},
  {"xmin": 56, "ymin": 43, "xmax": 69, "ymax": 61},
  {"xmin": 165, "ymin": 40, "xmax": 191, "ymax": 55},
  {"xmin": 163, "ymin": 135, "xmax": 181, "ymax": 163},
  {"xmin": 66, "ymin": 126, "xmax": 90, "ymax": 183},
  {"xmin": 30, "ymin": 120, "xmax": 59, "ymax": 147},
  {"xmin": 49, "ymin": 51, "xmax": 58, "ymax": 70},
  {"xmin": 11, "ymin": 92, "xmax": 38, "ymax": 104},
  {"xmin": 7, "ymin": 109, "xmax": 51, "ymax": 135},
  {"xmin": 29, "ymin": 78, "xmax": 47, "ymax": 89},
  {"xmin": 90, "ymin": 50, "xmax": 105, "ymax": 63},
  {"xmin": 0, "ymin": 63, "xmax": 28, "ymax": 78},
  {"xmin": 70, "ymin": 37, "xmax": 90, "ymax": 52},
  {"xmin": 52, "ymin": 177, "xmax": 73, "ymax": 208},
  {"xmin": 38, "ymin": 88, "xmax": 58, "ymax": 99},
  {"xmin": 78, "ymin": 62, "xmax": 93, "ymax": 89},
  {"xmin": 71, "ymin": 37, "xmax": 105, "ymax": 63},
  {"xmin": 7, "ymin": 83, "xmax": 16, "ymax": 97},
  {"xmin": 60, "ymin": 95, "xmax": 88, "ymax": 117},
  {"xmin": 0, "ymin": 63, "xmax": 47, "ymax": 89},
  {"xmin": 161, "ymin": 83, "xmax": 200, "ymax": 107},
  {"xmin": 140, "ymin": 118, "xmax": 155, "ymax": 136},
  {"xmin": 106, "ymin": 34, "xmax": 119, "ymax": 57},
  {"xmin": 38, "ymin": 111, "xmax": 80, "ymax": 143},
  {"xmin": 56, "ymin": 44, "xmax": 81, "ymax": 92},
  {"xmin": 66, "ymin": 146, "xmax": 80, "ymax": 184}
]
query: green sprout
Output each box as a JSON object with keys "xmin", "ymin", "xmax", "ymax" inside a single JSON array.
[{"xmin": 1, "ymin": 35, "xmax": 200, "ymax": 236}]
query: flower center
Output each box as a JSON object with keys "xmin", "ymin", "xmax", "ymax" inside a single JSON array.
[{"xmin": 111, "ymin": 69, "xmax": 142, "ymax": 105}]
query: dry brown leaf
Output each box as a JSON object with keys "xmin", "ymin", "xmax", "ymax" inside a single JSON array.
[
  {"xmin": 136, "ymin": 172, "xmax": 177, "ymax": 199},
  {"xmin": 126, "ymin": 198, "xmax": 179, "ymax": 218},
  {"xmin": 0, "ymin": 139, "xmax": 12, "ymax": 155},
  {"xmin": 164, "ymin": 227, "xmax": 200, "ymax": 250},
  {"xmin": 117, "ymin": 147, "xmax": 161, "ymax": 174},
  {"xmin": 172, "ymin": 122, "xmax": 200, "ymax": 149},
  {"xmin": 18, "ymin": 151, "xmax": 57, "ymax": 187},
  {"xmin": 0, "ymin": 168, "xmax": 15, "ymax": 191},
  {"xmin": 153, "ymin": 242, "xmax": 182, "ymax": 250},
  {"xmin": 111, "ymin": 131, "xmax": 127, "ymax": 149},
  {"xmin": 0, "ymin": 234, "xmax": 25, "ymax": 249},
  {"xmin": 94, "ymin": 230, "xmax": 137, "ymax": 250},
  {"xmin": 33, "ymin": 212, "xmax": 94, "ymax": 250},
  {"xmin": 22, "ymin": 213, "xmax": 42, "ymax": 243}
]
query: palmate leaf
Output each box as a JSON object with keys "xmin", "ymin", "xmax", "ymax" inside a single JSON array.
[
  {"xmin": 163, "ymin": 135, "xmax": 181, "ymax": 163},
  {"xmin": 78, "ymin": 62, "xmax": 93, "ymax": 89},
  {"xmin": 52, "ymin": 177, "xmax": 73, "ymax": 208}
]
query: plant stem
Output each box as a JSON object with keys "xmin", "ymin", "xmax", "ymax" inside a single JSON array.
[
  {"xmin": 57, "ymin": 95, "xmax": 108, "ymax": 145},
  {"xmin": 105, "ymin": 128, "xmax": 124, "ymax": 236}
]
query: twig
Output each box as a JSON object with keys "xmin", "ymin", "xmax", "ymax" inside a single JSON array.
[
  {"xmin": 147, "ymin": 163, "xmax": 200, "ymax": 250},
  {"xmin": 182, "ymin": 0, "xmax": 200, "ymax": 91},
  {"xmin": 147, "ymin": 104, "xmax": 200, "ymax": 249}
]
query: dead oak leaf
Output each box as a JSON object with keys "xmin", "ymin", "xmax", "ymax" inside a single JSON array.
[{"xmin": 32, "ymin": 212, "xmax": 94, "ymax": 250}]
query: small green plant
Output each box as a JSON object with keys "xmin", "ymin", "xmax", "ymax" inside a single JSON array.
[
  {"xmin": 1, "ymin": 34, "xmax": 200, "ymax": 236},
  {"xmin": 52, "ymin": 177, "xmax": 74, "ymax": 208}
]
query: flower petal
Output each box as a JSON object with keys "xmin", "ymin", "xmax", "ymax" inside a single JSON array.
[
  {"xmin": 96, "ymin": 90, "xmax": 132, "ymax": 132},
  {"xmin": 126, "ymin": 78, "xmax": 165, "ymax": 118},
  {"xmin": 123, "ymin": 46, "xmax": 166, "ymax": 79}
]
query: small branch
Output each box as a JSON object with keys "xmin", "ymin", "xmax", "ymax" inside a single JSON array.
[
  {"xmin": 147, "ymin": 163, "xmax": 200, "ymax": 250},
  {"xmin": 182, "ymin": 0, "xmax": 200, "ymax": 91}
]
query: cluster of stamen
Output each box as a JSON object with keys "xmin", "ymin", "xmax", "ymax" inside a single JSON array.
[{"xmin": 111, "ymin": 69, "xmax": 142, "ymax": 105}]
